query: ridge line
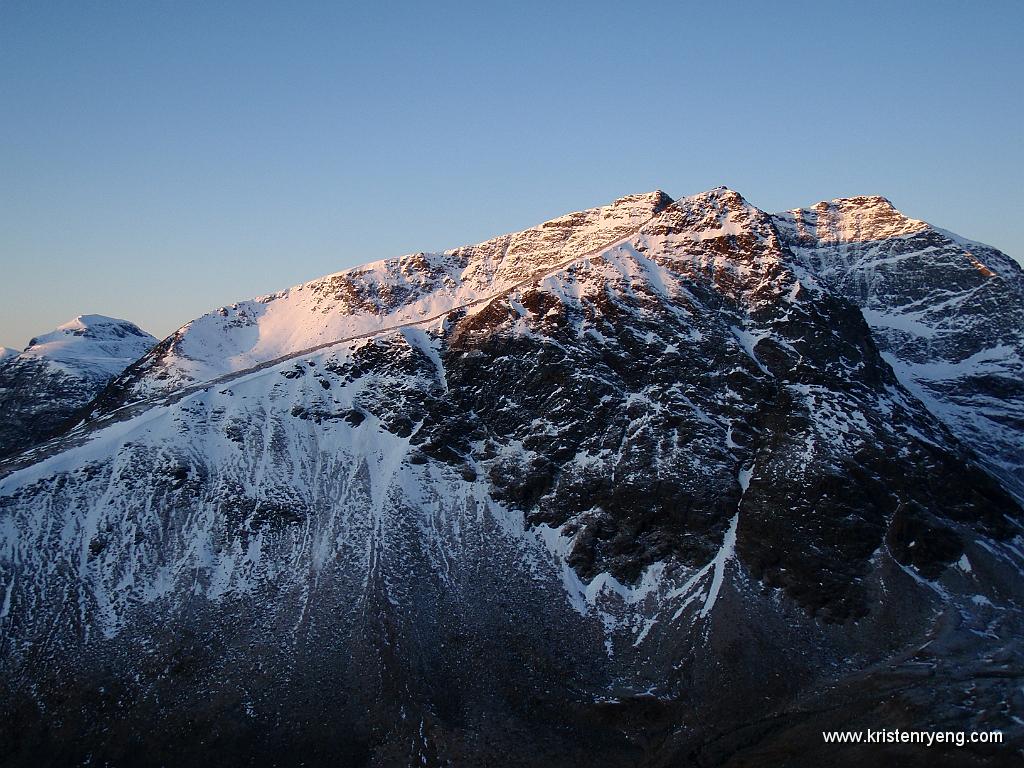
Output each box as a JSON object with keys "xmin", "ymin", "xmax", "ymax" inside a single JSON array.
[{"xmin": 2, "ymin": 206, "xmax": 672, "ymax": 475}]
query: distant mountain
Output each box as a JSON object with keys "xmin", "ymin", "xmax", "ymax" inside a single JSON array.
[
  {"xmin": 0, "ymin": 315, "xmax": 156, "ymax": 459},
  {"xmin": 1, "ymin": 192, "xmax": 1021, "ymax": 767}
]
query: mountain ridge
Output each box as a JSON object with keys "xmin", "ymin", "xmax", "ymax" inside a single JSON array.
[
  {"xmin": 72, "ymin": 187, "xmax": 1022, "ymax": 504},
  {"xmin": 102, "ymin": 187, "xmax": 1023, "ymax": 398}
]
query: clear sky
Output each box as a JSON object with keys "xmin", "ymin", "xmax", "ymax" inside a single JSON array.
[{"xmin": 1, "ymin": 0, "xmax": 1021, "ymax": 349}]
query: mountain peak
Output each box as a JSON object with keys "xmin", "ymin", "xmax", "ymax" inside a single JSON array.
[
  {"xmin": 677, "ymin": 185, "xmax": 745, "ymax": 202},
  {"xmin": 18, "ymin": 315, "xmax": 157, "ymax": 378},
  {"xmin": 639, "ymin": 185, "xmax": 774, "ymax": 250},
  {"xmin": 821, "ymin": 193, "xmax": 896, "ymax": 209},
  {"xmin": 669, "ymin": 186, "xmax": 761, "ymax": 218},
  {"xmin": 775, "ymin": 193, "xmax": 926, "ymax": 245},
  {"xmin": 609, "ymin": 189, "xmax": 674, "ymax": 212},
  {"xmin": 26, "ymin": 315, "xmax": 152, "ymax": 349}
]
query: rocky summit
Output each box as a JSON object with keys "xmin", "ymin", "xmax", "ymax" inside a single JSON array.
[{"xmin": 0, "ymin": 189, "xmax": 1022, "ymax": 767}]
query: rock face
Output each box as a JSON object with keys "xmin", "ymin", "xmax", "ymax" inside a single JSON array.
[
  {"xmin": 0, "ymin": 315, "xmax": 157, "ymax": 460},
  {"xmin": 0, "ymin": 191, "xmax": 1022, "ymax": 767}
]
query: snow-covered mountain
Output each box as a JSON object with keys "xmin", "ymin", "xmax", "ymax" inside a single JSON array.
[
  {"xmin": 1, "ymin": 191, "xmax": 1022, "ymax": 767},
  {"xmin": 0, "ymin": 315, "xmax": 156, "ymax": 459},
  {"xmin": 774, "ymin": 197, "xmax": 1024, "ymax": 498}
]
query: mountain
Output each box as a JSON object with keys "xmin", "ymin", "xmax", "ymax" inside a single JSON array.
[
  {"xmin": 1, "ymin": 191, "xmax": 1022, "ymax": 767},
  {"xmin": 0, "ymin": 315, "xmax": 157, "ymax": 460}
]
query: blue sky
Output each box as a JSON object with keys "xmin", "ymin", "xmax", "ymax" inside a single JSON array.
[{"xmin": 1, "ymin": 0, "xmax": 1021, "ymax": 348}]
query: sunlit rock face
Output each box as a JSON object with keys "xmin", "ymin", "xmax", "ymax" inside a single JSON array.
[
  {"xmin": 0, "ymin": 315, "xmax": 156, "ymax": 460},
  {"xmin": 1, "ymin": 191, "xmax": 1022, "ymax": 767}
]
